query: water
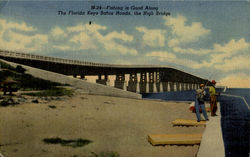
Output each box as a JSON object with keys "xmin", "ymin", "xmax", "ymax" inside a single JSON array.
[
  {"xmin": 142, "ymin": 88, "xmax": 250, "ymax": 157},
  {"xmin": 222, "ymin": 88, "xmax": 250, "ymax": 106}
]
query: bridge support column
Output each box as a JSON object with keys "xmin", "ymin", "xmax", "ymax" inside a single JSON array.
[
  {"xmin": 155, "ymin": 72, "xmax": 163, "ymax": 92},
  {"xmin": 176, "ymin": 82, "xmax": 180, "ymax": 91},
  {"xmin": 192, "ymin": 83, "xmax": 196, "ymax": 90},
  {"xmin": 127, "ymin": 73, "xmax": 138, "ymax": 93},
  {"xmin": 148, "ymin": 72, "xmax": 157, "ymax": 93},
  {"xmin": 162, "ymin": 82, "xmax": 168, "ymax": 92},
  {"xmin": 181, "ymin": 82, "xmax": 185, "ymax": 91},
  {"xmin": 114, "ymin": 74, "xmax": 126, "ymax": 90},
  {"xmin": 139, "ymin": 72, "xmax": 147, "ymax": 93},
  {"xmin": 80, "ymin": 75, "xmax": 87, "ymax": 80},
  {"xmin": 96, "ymin": 75, "xmax": 109, "ymax": 85},
  {"xmin": 185, "ymin": 83, "xmax": 189, "ymax": 90},
  {"xmin": 173, "ymin": 82, "xmax": 177, "ymax": 91},
  {"xmin": 188, "ymin": 83, "xmax": 192, "ymax": 90},
  {"xmin": 168, "ymin": 82, "xmax": 172, "ymax": 91},
  {"xmin": 159, "ymin": 82, "xmax": 163, "ymax": 92},
  {"xmin": 169, "ymin": 82, "xmax": 174, "ymax": 91},
  {"xmin": 136, "ymin": 78, "xmax": 140, "ymax": 93}
]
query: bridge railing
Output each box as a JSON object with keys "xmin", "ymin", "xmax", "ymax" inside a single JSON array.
[
  {"xmin": 0, "ymin": 50, "xmax": 188, "ymax": 71},
  {"xmin": 0, "ymin": 50, "xmax": 116, "ymax": 67}
]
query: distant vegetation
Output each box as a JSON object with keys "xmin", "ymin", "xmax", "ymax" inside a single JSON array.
[{"xmin": 0, "ymin": 61, "xmax": 71, "ymax": 94}]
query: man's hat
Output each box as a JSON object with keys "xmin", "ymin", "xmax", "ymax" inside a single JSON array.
[
  {"xmin": 200, "ymin": 84, "xmax": 205, "ymax": 87},
  {"xmin": 211, "ymin": 80, "xmax": 216, "ymax": 84}
]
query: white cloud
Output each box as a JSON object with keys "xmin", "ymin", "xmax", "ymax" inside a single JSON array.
[
  {"xmin": 105, "ymin": 31, "xmax": 133, "ymax": 42},
  {"xmin": 213, "ymin": 38, "xmax": 249, "ymax": 54},
  {"xmin": 0, "ymin": 18, "xmax": 48, "ymax": 52},
  {"xmin": 66, "ymin": 23, "xmax": 137, "ymax": 55},
  {"xmin": 173, "ymin": 47, "xmax": 212, "ymax": 55},
  {"xmin": 0, "ymin": 18, "xmax": 36, "ymax": 32},
  {"xmin": 217, "ymin": 73, "xmax": 250, "ymax": 88},
  {"xmin": 53, "ymin": 45, "xmax": 72, "ymax": 51},
  {"xmin": 166, "ymin": 38, "xmax": 250, "ymax": 71},
  {"xmin": 0, "ymin": 19, "xmax": 137, "ymax": 55},
  {"xmin": 136, "ymin": 26, "xmax": 166, "ymax": 47},
  {"xmin": 145, "ymin": 50, "xmax": 209, "ymax": 69},
  {"xmin": 211, "ymin": 38, "xmax": 249, "ymax": 64},
  {"xmin": 172, "ymin": 38, "xmax": 249, "ymax": 57},
  {"xmin": 103, "ymin": 41, "xmax": 137, "ymax": 55},
  {"xmin": 168, "ymin": 39, "xmax": 179, "ymax": 48},
  {"xmin": 146, "ymin": 51, "xmax": 176, "ymax": 61},
  {"xmin": 164, "ymin": 15, "xmax": 210, "ymax": 47},
  {"xmin": 214, "ymin": 54, "xmax": 250, "ymax": 71},
  {"xmin": 51, "ymin": 27, "xmax": 67, "ymax": 39},
  {"xmin": 68, "ymin": 32, "xmax": 97, "ymax": 50},
  {"xmin": 0, "ymin": 31, "xmax": 48, "ymax": 52},
  {"xmin": 67, "ymin": 23, "xmax": 107, "ymax": 33}
]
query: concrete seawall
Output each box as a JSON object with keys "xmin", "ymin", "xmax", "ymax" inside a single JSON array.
[{"xmin": 0, "ymin": 59, "xmax": 142, "ymax": 99}]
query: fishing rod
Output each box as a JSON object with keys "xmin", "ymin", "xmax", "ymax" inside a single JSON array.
[{"xmin": 203, "ymin": 72, "xmax": 214, "ymax": 88}]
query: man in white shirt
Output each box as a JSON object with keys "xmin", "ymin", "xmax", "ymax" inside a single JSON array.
[{"xmin": 195, "ymin": 84, "xmax": 209, "ymax": 122}]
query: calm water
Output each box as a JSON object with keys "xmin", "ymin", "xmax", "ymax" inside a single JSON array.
[{"xmin": 142, "ymin": 88, "xmax": 250, "ymax": 157}]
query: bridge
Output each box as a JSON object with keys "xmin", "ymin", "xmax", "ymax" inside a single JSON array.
[{"xmin": 0, "ymin": 50, "xmax": 209, "ymax": 93}]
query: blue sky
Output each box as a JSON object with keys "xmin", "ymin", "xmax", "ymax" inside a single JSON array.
[{"xmin": 0, "ymin": 1, "xmax": 249, "ymax": 87}]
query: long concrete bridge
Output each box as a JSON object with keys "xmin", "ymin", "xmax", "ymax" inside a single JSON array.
[{"xmin": 0, "ymin": 50, "xmax": 209, "ymax": 93}]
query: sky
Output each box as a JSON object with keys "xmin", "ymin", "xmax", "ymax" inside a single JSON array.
[{"xmin": 0, "ymin": 1, "xmax": 249, "ymax": 88}]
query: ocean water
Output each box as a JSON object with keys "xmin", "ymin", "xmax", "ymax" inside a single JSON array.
[{"xmin": 142, "ymin": 88, "xmax": 250, "ymax": 157}]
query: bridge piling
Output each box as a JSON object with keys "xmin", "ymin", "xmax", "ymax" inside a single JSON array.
[
  {"xmin": 192, "ymin": 83, "xmax": 196, "ymax": 90},
  {"xmin": 162, "ymin": 82, "xmax": 168, "ymax": 92},
  {"xmin": 185, "ymin": 83, "xmax": 188, "ymax": 90},
  {"xmin": 148, "ymin": 72, "xmax": 157, "ymax": 93},
  {"xmin": 114, "ymin": 74, "xmax": 126, "ymax": 90},
  {"xmin": 169, "ymin": 82, "xmax": 174, "ymax": 91},
  {"xmin": 127, "ymin": 73, "xmax": 138, "ymax": 93},
  {"xmin": 96, "ymin": 74, "xmax": 110, "ymax": 86},
  {"xmin": 181, "ymin": 82, "xmax": 184, "ymax": 91},
  {"xmin": 80, "ymin": 75, "xmax": 86, "ymax": 80},
  {"xmin": 176, "ymin": 82, "xmax": 180, "ymax": 91},
  {"xmin": 139, "ymin": 72, "xmax": 147, "ymax": 93},
  {"xmin": 189, "ymin": 83, "xmax": 192, "ymax": 90}
]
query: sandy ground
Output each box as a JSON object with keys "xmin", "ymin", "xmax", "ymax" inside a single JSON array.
[{"xmin": 0, "ymin": 93, "xmax": 205, "ymax": 157}]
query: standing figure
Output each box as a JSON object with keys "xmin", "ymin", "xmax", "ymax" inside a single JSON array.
[
  {"xmin": 195, "ymin": 84, "xmax": 209, "ymax": 122},
  {"xmin": 209, "ymin": 80, "xmax": 219, "ymax": 116}
]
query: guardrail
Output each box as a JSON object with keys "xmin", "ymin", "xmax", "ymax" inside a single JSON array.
[
  {"xmin": 0, "ymin": 50, "xmax": 173, "ymax": 68},
  {"xmin": 0, "ymin": 50, "xmax": 113, "ymax": 67}
]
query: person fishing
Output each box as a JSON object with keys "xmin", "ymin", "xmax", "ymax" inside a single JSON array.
[
  {"xmin": 209, "ymin": 80, "xmax": 220, "ymax": 116},
  {"xmin": 195, "ymin": 84, "xmax": 209, "ymax": 122}
]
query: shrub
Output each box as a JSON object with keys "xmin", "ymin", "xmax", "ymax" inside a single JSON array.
[
  {"xmin": 15, "ymin": 65, "xmax": 26, "ymax": 74},
  {"xmin": 22, "ymin": 88, "xmax": 73, "ymax": 97},
  {"xmin": 43, "ymin": 137, "xmax": 92, "ymax": 148}
]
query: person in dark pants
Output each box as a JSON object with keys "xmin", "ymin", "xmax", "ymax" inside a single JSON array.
[
  {"xmin": 209, "ymin": 80, "xmax": 220, "ymax": 116},
  {"xmin": 195, "ymin": 84, "xmax": 209, "ymax": 122}
]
